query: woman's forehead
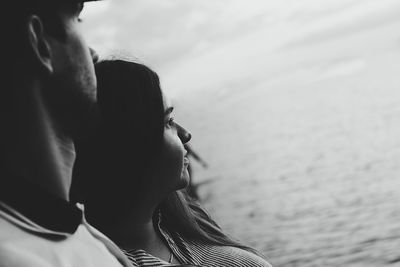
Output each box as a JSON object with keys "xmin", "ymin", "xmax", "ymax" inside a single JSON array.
[{"xmin": 163, "ymin": 94, "xmax": 173, "ymax": 111}]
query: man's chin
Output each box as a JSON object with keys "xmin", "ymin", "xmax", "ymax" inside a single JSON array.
[{"xmin": 43, "ymin": 77, "xmax": 98, "ymax": 141}]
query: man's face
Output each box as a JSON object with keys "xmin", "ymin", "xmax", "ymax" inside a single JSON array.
[{"xmin": 43, "ymin": 3, "xmax": 98, "ymax": 139}]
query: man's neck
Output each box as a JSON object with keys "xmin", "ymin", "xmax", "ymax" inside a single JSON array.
[{"xmin": 0, "ymin": 81, "xmax": 75, "ymax": 201}]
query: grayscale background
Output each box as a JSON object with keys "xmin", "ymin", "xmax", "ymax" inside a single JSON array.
[{"xmin": 82, "ymin": 1, "xmax": 400, "ymax": 266}]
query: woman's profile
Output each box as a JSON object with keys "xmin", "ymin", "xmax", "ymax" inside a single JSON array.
[{"xmin": 72, "ymin": 59, "xmax": 272, "ymax": 267}]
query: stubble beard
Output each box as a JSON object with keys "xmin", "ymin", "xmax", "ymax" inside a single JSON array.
[{"xmin": 42, "ymin": 71, "xmax": 99, "ymax": 142}]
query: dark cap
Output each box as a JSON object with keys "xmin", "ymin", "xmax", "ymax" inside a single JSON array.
[
  {"xmin": 16, "ymin": 0, "xmax": 101, "ymax": 7},
  {"xmin": 9, "ymin": 0, "xmax": 101, "ymax": 8},
  {"xmin": 13, "ymin": 0, "xmax": 100, "ymax": 4},
  {"xmin": 12, "ymin": 0, "xmax": 101, "ymax": 12}
]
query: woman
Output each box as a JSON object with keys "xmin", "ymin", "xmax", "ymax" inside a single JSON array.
[{"xmin": 72, "ymin": 59, "xmax": 272, "ymax": 267}]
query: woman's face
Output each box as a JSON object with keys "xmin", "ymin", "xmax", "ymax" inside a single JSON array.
[{"xmin": 154, "ymin": 96, "xmax": 192, "ymax": 193}]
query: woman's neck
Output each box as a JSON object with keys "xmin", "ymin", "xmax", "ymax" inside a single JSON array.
[
  {"xmin": 111, "ymin": 205, "xmax": 174, "ymax": 263},
  {"xmin": 117, "ymin": 218, "xmax": 160, "ymax": 251}
]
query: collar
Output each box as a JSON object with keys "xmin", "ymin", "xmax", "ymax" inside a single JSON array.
[{"xmin": 0, "ymin": 172, "xmax": 83, "ymax": 234}]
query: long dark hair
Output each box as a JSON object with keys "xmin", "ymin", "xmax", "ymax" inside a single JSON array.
[{"xmin": 72, "ymin": 59, "xmax": 258, "ymax": 254}]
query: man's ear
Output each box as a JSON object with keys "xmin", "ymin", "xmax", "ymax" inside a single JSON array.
[{"xmin": 26, "ymin": 15, "xmax": 54, "ymax": 75}]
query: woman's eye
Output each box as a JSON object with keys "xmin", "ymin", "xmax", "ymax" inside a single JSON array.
[
  {"xmin": 168, "ymin": 117, "xmax": 175, "ymax": 126},
  {"xmin": 78, "ymin": 17, "xmax": 83, "ymax": 23}
]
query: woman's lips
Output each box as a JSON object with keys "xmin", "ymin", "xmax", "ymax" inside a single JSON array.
[{"xmin": 184, "ymin": 157, "xmax": 190, "ymax": 165}]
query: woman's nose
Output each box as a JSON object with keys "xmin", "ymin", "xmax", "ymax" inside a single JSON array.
[{"xmin": 176, "ymin": 123, "xmax": 191, "ymax": 144}]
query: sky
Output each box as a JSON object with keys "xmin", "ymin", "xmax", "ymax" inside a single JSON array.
[{"xmin": 81, "ymin": 0, "xmax": 400, "ymax": 99}]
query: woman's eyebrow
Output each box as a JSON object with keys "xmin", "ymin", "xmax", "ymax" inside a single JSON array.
[{"xmin": 165, "ymin": 107, "xmax": 174, "ymax": 115}]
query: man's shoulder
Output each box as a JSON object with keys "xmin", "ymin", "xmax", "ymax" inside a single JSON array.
[
  {"xmin": 0, "ymin": 242, "xmax": 51, "ymax": 267},
  {"xmin": 0, "ymin": 212, "xmax": 27, "ymax": 241},
  {"xmin": 0, "ymin": 214, "xmax": 127, "ymax": 267},
  {"xmin": 0, "ymin": 215, "xmax": 51, "ymax": 266}
]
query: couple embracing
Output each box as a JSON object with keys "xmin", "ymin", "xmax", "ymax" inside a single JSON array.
[{"xmin": 0, "ymin": 1, "xmax": 272, "ymax": 266}]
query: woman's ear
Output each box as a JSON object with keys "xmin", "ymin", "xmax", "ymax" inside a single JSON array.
[{"xmin": 26, "ymin": 15, "xmax": 54, "ymax": 75}]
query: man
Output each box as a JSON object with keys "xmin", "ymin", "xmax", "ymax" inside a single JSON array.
[{"xmin": 0, "ymin": 1, "xmax": 132, "ymax": 266}]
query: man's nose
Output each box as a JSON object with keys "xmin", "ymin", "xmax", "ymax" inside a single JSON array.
[
  {"xmin": 90, "ymin": 47, "xmax": 99, "ymax": 63},
  {"xmin": 177, "ymin": 123, "xmax": 191, "ymax": 144}
]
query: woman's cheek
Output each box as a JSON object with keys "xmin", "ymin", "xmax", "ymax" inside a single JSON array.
[{"xmin": 162, "ymin": 132, "xmax": 184, "ymax": 176}]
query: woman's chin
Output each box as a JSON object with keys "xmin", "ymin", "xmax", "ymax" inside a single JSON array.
[{"xmin": 177, "ymin": 169, "xmax": 190, "ymax": 189}]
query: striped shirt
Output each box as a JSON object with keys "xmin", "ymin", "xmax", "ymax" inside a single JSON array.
[{"xmin": 123, "ymin": 214, "xmax": 272, "ymax": 267}]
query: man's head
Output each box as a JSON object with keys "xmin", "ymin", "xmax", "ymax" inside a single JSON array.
[{"xmin": 2, "ymin": 0, "xmax": 100, "ymax": 139}]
